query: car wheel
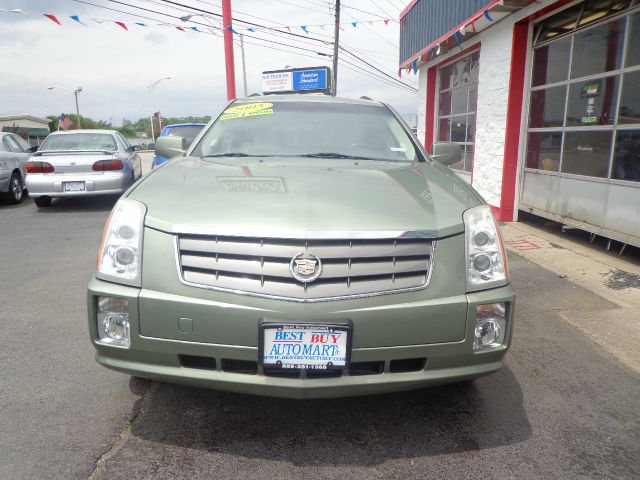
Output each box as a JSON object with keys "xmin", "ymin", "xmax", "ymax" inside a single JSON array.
[
  {"xmin": 2, "ymin": 172, "xmax": 24, "ymax": 204},
  {"xmin": 34, "ymin": 196, "xmax": 52, "ymax": 208}
]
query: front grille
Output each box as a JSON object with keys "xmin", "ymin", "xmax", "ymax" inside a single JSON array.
[{"xmin": 175, "ymin": 234, "xmax": 435, "ymax": 301}]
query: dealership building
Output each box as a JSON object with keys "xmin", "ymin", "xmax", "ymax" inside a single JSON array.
[{"xmin": 400, "ymin": 0, "xmax": 639, "ymax": 247}]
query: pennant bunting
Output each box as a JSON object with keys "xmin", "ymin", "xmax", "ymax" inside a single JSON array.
[
  {"xmin": 114, "ymin": 21, "xmax": 127, "ymax": 31},
  {"xmin": 226, "ymin": 25, "xmax": 240, "ymax": 34},
  {"xmin": 471, "ymin": 21, "xmax": 477, "ymax": 32},
  {"xmin": 484, "ymin": 10, "xmax": 494, "ymax": 21},
  {"xmin": 351, "ymin": 22, "xmax": 357, "ymax": 27},
  {"xmin": 398, "ymin": 68, "xmax": 402, "ymax": 78},
  {"xmin": 412, "ymin": 59, "xmax": 417, "ymax": 74},
  {"xmin": 190, "ymin": 26, "xmax": 201, "ymax": 32},
  {"xmin": 247, "ymin": 27, "xmax": 255, "ymax": 32},
  {"xmin": 92, "ymin": 19, "xmax": 104, "ymax": 24},
  {"xmin": 300, "ymin": 25, "xmax": 308, "ymax": 34},
  {"xmin": 70, "ymin": 15, "xmax": 86, "ymax": 26},
  {"xmin": 43, "ymin": 14, "xmax": 61, "ymax": 25},
  {"xmin": 453, "ymin": 31, "xmax": 462, "ymax": 49},
  {"xmin": 459, "ymin": 24, "xmax": 466, "ymax": 36},
  {"xmin": 135, "ymin": 22, "xmax": 147, "ymax": 27},
  {"xmin": 176, "ymin": 26, "xmax": 185, "ymax": 31},
  {"xmin": 384, "ymin": 19, "xmax": 390, "ymax": 25}
]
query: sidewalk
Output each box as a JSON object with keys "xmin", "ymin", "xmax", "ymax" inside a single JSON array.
[{"xmin": 501, "ymin": 221, "xmax": 640, "ymax": 374}]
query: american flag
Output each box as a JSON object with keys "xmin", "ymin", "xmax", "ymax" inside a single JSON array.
[{"xmin": 58, "ymin": 114, "xmax": 73, "ymax": 131}]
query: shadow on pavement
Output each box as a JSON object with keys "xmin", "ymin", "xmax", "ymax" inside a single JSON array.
[
  {"xmin": 34, "ymin": 195, "xmax": 119, "ymax": 213},
  {"xmin": 128, "ymin": 366, "xmax": 530, "ymax": 466}
]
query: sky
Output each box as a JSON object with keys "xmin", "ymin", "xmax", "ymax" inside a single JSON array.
[{"xmin": 0, "ymin": 0, "xmax": 418, "ymax": 126}]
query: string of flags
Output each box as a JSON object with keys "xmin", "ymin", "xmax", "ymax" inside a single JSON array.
[
  {"xmin": 0, "ymin": 7, "xmax": 395, "ymax": 37},
  {"xmin": 397, "ymin": 5, "xmax": 496, "ymax": 78}
]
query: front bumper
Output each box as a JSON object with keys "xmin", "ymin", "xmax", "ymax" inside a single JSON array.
[
  {"xmin": 88, "ymin": 277, "xmax": 515, "ymax": 399},
  {"xmin": 25, "ymin": 172, "xmax": 130, "ymax": 197}
]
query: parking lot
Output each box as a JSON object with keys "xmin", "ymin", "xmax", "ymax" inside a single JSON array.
[{"xmin": 1, "ymin": 156, "xmax": 639, "ymax": 479}]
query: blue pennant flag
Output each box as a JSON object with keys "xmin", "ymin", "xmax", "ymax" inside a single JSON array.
[
  {"xmin": 484, "ymin": 10, "xmax": 494, "ymax": 22},
  {"xmin": 300, "ymin": 25, "xmax": 308, "ymax": 34},
  {"xmin": 453, "ymin": 31, "xmax": 463, "ymax": 49},
  {"xmin": 226, "ymin": 25, "xmax": 240, "ymax": 34},
  {"xmin": 69, "ymin": 15, "xmax": 87, "ymax": 26},
  {"xmin": 135, "ymin": 22, "xmax": 147, "ymax": 27},
  {"xmin": 247, "ymin": 27, "xmax": 255, "ymax": 32},
  {"xmin": 352, "ymin": 22, "xmax": 357, "ymax": 27},
  {"xmin": 190, "ymin": 26, "xmax": 201, "ymax": 32},
  {"xmin": 412, "ymin": 59, "xmax": 417, "ymax": 74}
]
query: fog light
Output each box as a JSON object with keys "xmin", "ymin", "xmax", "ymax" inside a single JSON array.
[
  {"xmin": 97, "ymin": 296, "xmax": 130, "ymax": 347},
  {"xmin": 473, "ymin": 302, "xmax": 506, "ymax": 351}
]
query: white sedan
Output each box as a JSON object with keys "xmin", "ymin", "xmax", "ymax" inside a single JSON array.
[{"xmin": 26, "ymin": 130, "xmax": 142, "ymax": 207}]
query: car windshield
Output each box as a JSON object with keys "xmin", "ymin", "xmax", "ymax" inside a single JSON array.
[
  {"xmin": 192, "ymin": 101, "xmax": 419, "ymax": 162},
  {"xmin": 166, "ymin": 126, "xmax": 204, "ymax": 146},
  {"xmin": 40, "ymin": 133, "xmax": 117, "ymax": 151}
]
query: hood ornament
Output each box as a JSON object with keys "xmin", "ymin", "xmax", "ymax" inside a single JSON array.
[{"xmin": 290, "ymin": 252, "xmax": 322, "ymax": 283}]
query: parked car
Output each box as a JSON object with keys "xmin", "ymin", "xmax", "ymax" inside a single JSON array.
[
  {"xmin": 151, "ymin": 123, "xmax": 206, "ymax": 169},
  {"xmin": 0, "ymin": 132, "xmax": 34, "ymax": 204},
  {"xmin": 88, "ymin": 95, "xmax": 514, "ymax": 399},
  {"xmin": 26, "ymin": 130, "xmax": 142, "ymax": 208}
]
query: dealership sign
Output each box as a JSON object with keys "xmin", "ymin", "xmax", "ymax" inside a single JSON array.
[{"xmin": 262, "ymin": 66, "xmax": 331, "ymax": 95}]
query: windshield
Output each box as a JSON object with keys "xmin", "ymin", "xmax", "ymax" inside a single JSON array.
[
  {"xmin": 41, "ymin": 133, "xmax": 117, "ymax": 151},
  {"xmin": 165, "ymin": 125, "xmax": 204, "ymax": 146},
  {"xmin": 192, "ymin": 101, "xmax": 419, "ymax": 162}
]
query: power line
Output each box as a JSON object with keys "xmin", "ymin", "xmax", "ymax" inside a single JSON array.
[{"xmin": 340, "ymin": 46, "xmax": 417, "ymax": 92}]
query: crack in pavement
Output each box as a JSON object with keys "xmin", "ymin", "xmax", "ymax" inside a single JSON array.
[{"xmin": 87, "ymin": 379, "xmax": 154, "ymax": 479}]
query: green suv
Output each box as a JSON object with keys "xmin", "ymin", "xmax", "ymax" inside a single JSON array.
[{"xmin": 87, "ymin": 95, "xmax": 514, "ymax": 398}]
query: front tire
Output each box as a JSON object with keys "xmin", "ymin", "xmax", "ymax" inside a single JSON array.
[
  {"xmin": 2, "ymin": 172, "xmax": 23, "ymax": 204},
  {"xmin": 34, "ymin": 196, "xmax": 52, "ymax": 208}
]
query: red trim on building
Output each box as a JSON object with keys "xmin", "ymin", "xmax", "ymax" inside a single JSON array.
[
  {"xmin": 497, "ymin": 21, "xmax": 529, "ymax": 222},
  {"xmin": 399, "ymin": 0, "xmax": 421, "ymax": 19},
  {"xmin": 424, "ymin": 66, "xmax": 437, "ymax": 150}
]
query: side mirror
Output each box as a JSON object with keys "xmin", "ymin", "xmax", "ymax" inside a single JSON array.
[
  {"xmin": 430, "ymin": 142, "xmax": 462, "ymax": 167},
  {"xmin": 155, "ymin": 136, "xmax": 186, "ymax": 159},
  {"xmin": 28, "ymin": 146, "xmax": 39, "ymax": 153}
]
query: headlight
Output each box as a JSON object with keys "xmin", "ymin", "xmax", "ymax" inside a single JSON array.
[
  {"xmin": 464, "ymin": 205, "xmax": 509, "ymax": 292},
  {"xmin": 96, "ymin": 198, "xmax": 146, "ymax": 286}
]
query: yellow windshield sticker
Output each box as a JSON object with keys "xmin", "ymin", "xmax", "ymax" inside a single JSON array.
[{"xmin": 220, "ymin": 102, "xmax": 273, "ymax": 120}]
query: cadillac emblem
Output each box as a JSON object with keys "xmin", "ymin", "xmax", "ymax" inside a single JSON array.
[{"xmin": 290, "ymin": 252, "xmax": 322, "ymax": 283}]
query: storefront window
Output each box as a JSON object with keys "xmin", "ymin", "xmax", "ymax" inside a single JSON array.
[
  {"xmin": 527, "ymin": 2, "xmax": 639, "ymax": 181},
  {"xmin": 562, "ymin": 131, "xmax": 613, "ymax": 177},
  {"xmin": 529, "ymin": 86, "xmax": 567, "ymax": 127},
  {"xmin": 571, "ymin": 18, "xmax": 625, "ymax": 78},
  {"xmin": 618, "ymin": 71, "xmax": 640, "ymax": 124},
  {"xmin": 526, "ymin": 132, "xmax": 562, "ymax": 170},
  {"xmin": 612, "ymin": 129, "xmax": 640, "ymax": 180},
  {"xmin": 436, "ymin": 52, "xmax": 479, "ymax": 172},
  {"xmin": 531, "ymin": 37, "xmax": 571, "ymax": 86},
  {"xmin": 565, "ymin": 75, "xmax": 619, "ymax": 126},
  {"xmin": 627, "ymin": 11, "xmax": 640, "ymax": 66}
]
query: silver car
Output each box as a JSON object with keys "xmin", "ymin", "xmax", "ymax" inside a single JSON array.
[
  {"xmin": 0, "ymin": 132, "xmax": 33, "ymax": 204},
  {"xmin": 26, "ymin": 130, "xmax": 142, "ymax": 207}
]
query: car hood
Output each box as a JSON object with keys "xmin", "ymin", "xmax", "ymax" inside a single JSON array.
[{"xmin": 132, "ymin": 157, "xmax": 482, "ymax": 238}]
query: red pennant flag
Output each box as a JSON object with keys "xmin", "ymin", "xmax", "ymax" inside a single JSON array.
[
  {"xmin": 115, "ymin": 21, "xmax": 128, "ymax": 31},
  {"xmin": 43, "ymin": 14, "xmax": 61, "ymax": 26},
  {"xmin": 286, "ymin": 26, "xmax": 291, "ymax": 32},
  {"xmin": 384, "ymin": 19, "xmax": 390, "ymax": 25},
  {"xmin": 176, "ymin": 26, "xmax": 185, "ymax": 32},
  {"xmin": 445, "ymin": 38, "xmax": 450, "ymax": 48},
  {"xmin": 471, "ymin": 21, "xmax": 477, "ymax": 32}
]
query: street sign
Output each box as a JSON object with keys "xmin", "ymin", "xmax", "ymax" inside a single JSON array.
[{"xmin": 262, "ymin": 66, "xmax": 331, "ymax": 95}]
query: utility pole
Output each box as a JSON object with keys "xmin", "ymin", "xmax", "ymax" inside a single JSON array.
[
  {"xmin": 332, "ymin": 0, "xmax": 340, "ymax": 96},
  {"xmin": 240, "ymin": 34, "xmax": 248, "ymax": 97},
  {"xmin": 222, "ymin": 0, "xmax": 237, "ymax": 100},
  {"xmin": 74, "ymin": 88, "xmax": 82, "ymax": 129}
]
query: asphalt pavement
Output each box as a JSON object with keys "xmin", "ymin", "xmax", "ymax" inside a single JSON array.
[{"xmin": 0, "ymin": 170, "xmax": 638, "ymax": 479}]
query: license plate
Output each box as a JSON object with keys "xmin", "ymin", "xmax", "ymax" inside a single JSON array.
[
  {"xmin": 63, "ymin": 181, "xmax": 85, "ymax": 192},
  {"xmin": 259, "ymin": 321, "xmax": 352, "ymax": 370}
]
